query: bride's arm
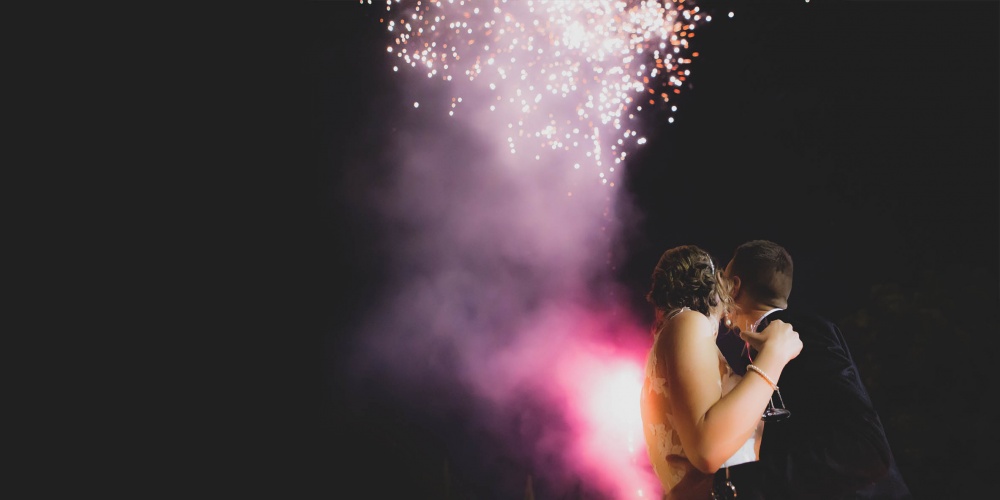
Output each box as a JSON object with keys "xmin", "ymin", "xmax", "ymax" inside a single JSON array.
[{"xmin": 660, "ymin": 311, "xmax": 786, "ymax": 473}]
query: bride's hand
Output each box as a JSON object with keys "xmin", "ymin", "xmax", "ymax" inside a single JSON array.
[{"xmin": 740, "ymin": 319, "xmax": 802, "ymax": 363}]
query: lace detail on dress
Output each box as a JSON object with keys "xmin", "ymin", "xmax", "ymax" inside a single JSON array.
[{"xmin": 647, "ymin": 351, "xmax": 667, "ymax": 397}]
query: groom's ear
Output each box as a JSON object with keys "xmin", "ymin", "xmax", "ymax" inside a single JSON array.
[{"xmin": 731, "ymin": 275, "xmax": 742, "ymax": 299}]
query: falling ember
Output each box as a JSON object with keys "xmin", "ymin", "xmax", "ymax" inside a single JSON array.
[{"xmin": 365, "ymin": 0, "xmax": 710, "ymax": 187}]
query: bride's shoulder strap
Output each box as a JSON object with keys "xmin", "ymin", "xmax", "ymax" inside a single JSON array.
[{"xmin": 666, "ymin": 306, "xmax": 690, "ymax": 321}]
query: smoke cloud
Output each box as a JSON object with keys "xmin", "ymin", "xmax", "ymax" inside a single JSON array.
[{"xmin": 330, "ymin": 2, "xmax": 711, "ymax": 497}]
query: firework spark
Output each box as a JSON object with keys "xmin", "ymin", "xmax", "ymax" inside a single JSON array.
[{"xmin": 368, "ymin": 0, "xmax": 710, "ymax": 187}]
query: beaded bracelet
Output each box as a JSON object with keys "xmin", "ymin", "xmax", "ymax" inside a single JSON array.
[{"xmin": 746, "ymin": 364, "xmax": 778, "ymax": 391}]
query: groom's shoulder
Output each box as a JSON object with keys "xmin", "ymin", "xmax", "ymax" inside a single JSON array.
[
  {"xmin": 769, "ymin": 307, "xmax": 804, "ymax": 322},
  {"xmin": 771, "ymin": 307, "xmax": 838, "ymax": 334}
]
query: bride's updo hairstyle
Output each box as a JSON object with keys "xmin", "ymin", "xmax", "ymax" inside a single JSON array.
[{"xmin": 646, "ymin": 245, "xmax": 733, "ymax": 320}]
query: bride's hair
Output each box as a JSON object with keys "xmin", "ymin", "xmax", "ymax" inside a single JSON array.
[{"xmin": 646, "ymin": 244, "xmax": 733, "ymax": 319}]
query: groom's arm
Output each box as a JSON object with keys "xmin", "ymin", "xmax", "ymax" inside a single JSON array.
[{"xmin": 768, "ymin": 312, "xmax": 892, "ymax": 497}]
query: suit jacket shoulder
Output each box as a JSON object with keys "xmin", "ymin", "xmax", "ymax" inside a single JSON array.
[{"xmin": 759, "ymin": 308, "xmax": 910, "ymax": 498}]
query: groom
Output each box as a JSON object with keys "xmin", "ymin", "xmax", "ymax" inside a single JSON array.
[{"xmin": 716, "ymin": 240, "xmax": 911, "ymax": 499}]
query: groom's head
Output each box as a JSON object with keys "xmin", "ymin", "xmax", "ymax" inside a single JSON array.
[{"xmin": 725, "ymin": 240, "xmax": 793, "ymax": 309}]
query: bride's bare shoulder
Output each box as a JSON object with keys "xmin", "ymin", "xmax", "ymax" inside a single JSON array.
[
  {"xmin": 674, "ymin": 308, "xmax": 712, "ymax": 326},
  {"xmin": 660, "ymin": 309, "xmax": 714, "ymax": 340}
]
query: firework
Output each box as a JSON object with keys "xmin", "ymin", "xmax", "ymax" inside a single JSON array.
[{"xmin": 367, "ymin": 0, "xmax": 710, "ymax": 187}]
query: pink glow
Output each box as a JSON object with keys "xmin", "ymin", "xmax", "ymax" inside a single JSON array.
[
  {"xmin": 554, "ymin": 331, "xmax": 662, "ymax": 499},
  {"xmin": 460, "ymin": 307, "xmax": 661, "ymax": 497}
]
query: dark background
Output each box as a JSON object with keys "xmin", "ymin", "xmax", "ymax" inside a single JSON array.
[{"xmin": 218, "ymin": 1, "xmax": 998, "ymax": 498}]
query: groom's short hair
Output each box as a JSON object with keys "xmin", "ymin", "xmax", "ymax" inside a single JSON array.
[{"xmin": 729, "ymin": 240, "xmax": 793, "ymax": 307}]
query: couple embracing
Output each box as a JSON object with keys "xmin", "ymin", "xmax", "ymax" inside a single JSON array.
[{"xmin": 640, "ymin": 240, "xmax": 911, "ymax": 499}]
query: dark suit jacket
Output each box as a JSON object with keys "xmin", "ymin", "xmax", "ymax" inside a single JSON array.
[{"xmin": 717, "ymin": 309, "xmax": 912, "ymax": 499}]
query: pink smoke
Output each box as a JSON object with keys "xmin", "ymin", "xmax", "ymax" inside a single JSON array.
[{"xmin": 337, "ymin": 1, "xmax": 690, "ymax": 497}]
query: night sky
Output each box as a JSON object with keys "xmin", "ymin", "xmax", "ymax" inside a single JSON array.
[{"xmin": 247, "ymin": 1, "xmax": 1000, "ymax": 498}]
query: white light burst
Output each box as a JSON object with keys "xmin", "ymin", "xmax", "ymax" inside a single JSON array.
[{"xmin": 369, "ymin": 0, "xmax": 709, "ymax": 187}]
